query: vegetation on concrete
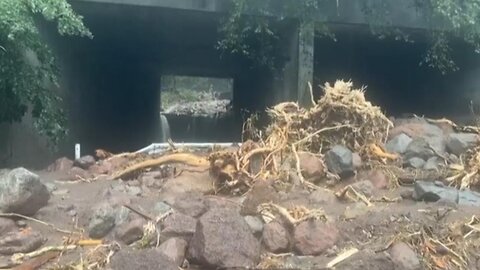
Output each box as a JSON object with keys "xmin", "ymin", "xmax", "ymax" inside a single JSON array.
[
  {"xmin": 0, "ymin": 0, "xmax": 91, "ymax": 146},
  {"xmin": 218, "ymin": 0, "xmax": 480, "ymax": 74}
]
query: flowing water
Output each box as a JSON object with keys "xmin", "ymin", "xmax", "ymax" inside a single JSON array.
[{"xmin": 159, "ymin": 113, "xmax": 171, "ymax": 142}]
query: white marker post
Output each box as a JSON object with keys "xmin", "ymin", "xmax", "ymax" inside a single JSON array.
[{"xmin": 75, "ymin": 143, "xmax": 81, "ymax": 160}]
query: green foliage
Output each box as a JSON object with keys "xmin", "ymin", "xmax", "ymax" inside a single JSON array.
[
  {"xmin": 218, "ymin": 0, "xmax": 480, "ymax": 74},
  {"xmin": 0, "ymin": 0, "xmax": 91, "ymax": 146}
]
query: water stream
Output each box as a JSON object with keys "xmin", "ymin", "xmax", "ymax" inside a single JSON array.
[{"xmin": 159, "ymin": 113, "xmax": 171, "ymax": 142}]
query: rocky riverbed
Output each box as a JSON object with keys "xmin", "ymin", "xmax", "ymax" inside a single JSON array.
[{"xmin": 1, "ymin": 115, "xmax": 480, "ymax": 269}]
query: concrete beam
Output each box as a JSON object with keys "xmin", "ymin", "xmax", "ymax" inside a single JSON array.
[
  {"xmin": 72, "ymin": 0, "xmax": 430, "ymax": 30},
  {"xmin": 71, "ymin": 0, "xmax": 228, "ymax": 12}
]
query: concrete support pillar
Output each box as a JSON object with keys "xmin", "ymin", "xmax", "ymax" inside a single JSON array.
[{"xmin": 297, "ymin": 22, "xmax": 315, "ymax": 107}]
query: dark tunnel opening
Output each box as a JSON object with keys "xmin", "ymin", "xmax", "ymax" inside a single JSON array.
[
  {"xmin": 40, "ymin": 2, "xmax": 278, "ymax": 155},
  {"xmin": 313, "ymin": 25, "xmax": 480, "ymax": 120}
]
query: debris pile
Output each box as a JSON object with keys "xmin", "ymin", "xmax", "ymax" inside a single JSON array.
[{"xmin": 5, "ymin": 80, "xmax": 480, "ymax": 269}]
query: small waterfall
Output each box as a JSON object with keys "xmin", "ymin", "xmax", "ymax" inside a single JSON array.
[{"xmin": 159, "ymin": 113, "xmax": 171, "ymax": 142}]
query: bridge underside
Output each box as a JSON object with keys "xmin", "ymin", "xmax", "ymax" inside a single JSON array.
[{"xmin": 1, "ymin": 0, "xmax": 480, "ymax": 168}]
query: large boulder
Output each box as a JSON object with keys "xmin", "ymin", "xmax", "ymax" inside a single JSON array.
[
  {"xmin": 0, "ymin": 168, "xmax": 50, "ymax": 216},
  {"xmin": 188, "ymin": 208, "xmax": 260, "ymax": 268},
  {"xmin": 446, "ymin": 133, "xmax": 479, "ymax": 156},
  {"xmin": 324, "ymin": 145, "xmax": 354, "ymax": 178}
]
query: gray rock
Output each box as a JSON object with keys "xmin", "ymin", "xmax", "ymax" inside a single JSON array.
[
  {"xmin": 45, "ymin": 183, "xmax": 57, "ymax": 193},
  {"xmin": 188, "ymin": 208, "xmax": 260, "ymax": 268},
  {"xmin": 458, "ymin": 190, "xmax": 480, "ymax": 207},
  {"xmin": 0, "ymin": 231, "xmax": 45, "ymax": 255},
  {"xmin": 73, "ymin": 155, "xmax": 96, "ymax": 170},
  {"xmin": 125, "ymin": 186, "xmax": 142, "ymax": 197},
  {"xmin": 294, "ymin": 221, "xmax": 338, "ymax": 256},
  {"xmin": 413, "ymin": 181, "xmax": 458, "ymax": 204},
  {"xmin": 0, "ymin": 218, "xmax": 16, "ymax": 236},
  {"xmin": 447, "ymin": 133, "xmax": 479, "ymax": 156},
  {"xmin": 404, "ymin": 138, "xmax": 435, "ymax": 160},
  {"xmin": 88, "ymin": 201, "xmax": 130, "ymax": 239},
  {"xmin": 407, "ymin": 157, "xmax": 426, "ymax": 169},
  {"xmin": 115, "ymin": 218, "xmax": 145, "ymax": 245},
  {"xmin": 110, "ymin": 248, "xmax": 177, "ymax": 270},
  {"xmin": 351, "ymin": 180, "xmax": 375, "ymax": 197},
  {"xmin": 325, "ymin": 145, "xmax": 354, "ymax": 178},
  {"xmin": 161, "ymin": 212, "xmax": 197, "ymax": 242},
  {"xmin": 424, "ymin": 136, "xmax": 447, "ymax": 156},
  {"xmin": 386, "ymin": 133, "xmax": 413, "ymax": 154},
  {"xmin": 0, "ymin": 168, "xmax": 50, "ymax": 216},
  {"xmin": 244, "ymin": 215, "xmax": 264, "ymax": 236},
  {"xmin": 153, "ymin": 201, "xmax": 172, "ymax": 217},
  {"xmin": 424, "ymin": 156, "xmax": 440, "ymax": 171},
  {"xmin": 158, "ymin": 237, "xmax": 188, "ymax": 266},
  {"xmin": 389, "ymin": 242, "xmax": 421, "ymax": 270},
  {"xmin": 262, "ymin": 222, "xmax": 290, "ymax": 253}
]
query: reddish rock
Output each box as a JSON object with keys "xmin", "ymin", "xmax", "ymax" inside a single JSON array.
[
  {"xmin": 262, "ymin": 222, "xmax": 290, "ymax": 253},
  {"xmin": 298, "ymin": 152, "xmax": 325, "ymax": 179},
  {"xmin": 89, "ymin": 164, "xmax": 110, "ymax": 175},
  {"xmin": 161, "ymin": 213, "xmax": 197, "ymax": 241},
  {"xmin": 188, "ymin": 208, "xmax": 260, "ymax": 268},
  {"xmin": 368, "ymin": 170, "xmax": 389, "ymax": 189},
  {"xmin": 294, "ymin": 221, "xmax": 338, "ymax": 256},
  {"xmin": 204, "ymin": 196, "xmax": 241, "ymax": 212},
  {"xmin": 158, "ymin": 237, "xmax": 188, "ymax": 266},
  {"xmin": 110, "ymin": 248, "xmax": 178, "ymax": 270},
  {"xmin": 47, "ymin": 157, "xmax": 73, "ymax": 172},
  {"xmin": 241, "ymin": 179, "xmax": 279, "ymax": 215},
  {"xmin": 115, "ymin": 218, "xmax": 146, "ymax": 245},
  {"xmin": 389, "ymin": 242, "xmax": 421, "ymax": 270}
]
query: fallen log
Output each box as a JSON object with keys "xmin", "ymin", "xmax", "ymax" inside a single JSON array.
[{"xmin": 111, "ymin": 153, "xmax": 209, "ymax": 180}]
